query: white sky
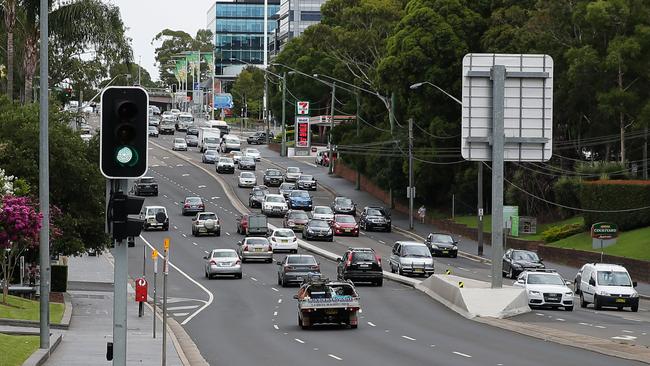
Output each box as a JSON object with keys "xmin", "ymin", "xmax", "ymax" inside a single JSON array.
[{"xmin": 108, "ymin": 0, "xmax": 215, "ymax": 81}]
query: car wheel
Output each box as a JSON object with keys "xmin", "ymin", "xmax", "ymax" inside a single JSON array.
[
  {"xmin": 235, "ymin": 273, "xmax": 242, "ymax": 279},
  {"xmin": 277, "ymin": 275, "xmax": 282, "ymax": 286},
  {"xmin": 205, "ymin": 270, "xmax": 208, "ymax": 279},
  {"xmin": 508, "ymin": 267, "xmax": 514, "ymax": 279},
  {"xmin": 386, "ymin": 226, "xmax": 392, "ymax": 233},
  {"xmin": 292, "ymin": 249, "xmax": 298, "ymax": 254},
  {"xmin": 398, "ymin": 266, "xmax": 404, "ymax": 276},
  {"xmin": 163, "ymin": 226, "xmax": 169, "ymax": 231},
  {"xmin": 594, "ymin": 295, "xmax": 602, "ymax": 310},
  {"xmin": 632, "ymin": 303, "xmax": 639, "ymax": 312},
  {"xmin": 574, "ymin": 281, "xmax": 581, "ymax": 294},
  {"xmin": 565, "ymin": 306, "xmax": 573, "ymax": 311},
  {"xmin": 580, "ymin": 293, "xmax": 587, "ymax": 308},
  {"xmin": 191, "ymin": 228, "xmax": 196, "ymax": 236},
  {"xmin": 390, "ymin": 263, "xmax": 395, "ymax": 273},
  {"xmin": 281, "ymin": 277, "xmax": 286, "ymax": 287},
  {"xmin": 376, "ymin": 279, "xmax": 383, "ymax": 287},
  {"xmin": 617, "ymin": 305, "xmax": 624, "ymax": 311}
]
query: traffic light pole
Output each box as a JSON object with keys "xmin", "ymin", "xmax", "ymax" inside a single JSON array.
[{"xmin": 111, "ymin": 179, "xmax": 129, "ymax": 366}]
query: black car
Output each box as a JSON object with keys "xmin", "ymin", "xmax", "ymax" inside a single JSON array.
[
  {"xmin": 249, "ymin": 190, "xmax": 266, "ymax": 208},
  {"xmin": 186, "ymin": 126, "xmax": 200, "ymax": 136},
  {"xmin": 295, "ymin": 174, "xmax": 317, "ymax": 191},
  {"xmin": 502, "ymin": 249, "xmax": 545, "ymax": 278},
  {"xmin": 359, "ymin": 206, "xmax": 391, "ymax": 232},
  {"xmin": 425, "ymin": 233, "xmax": 458, "ymax": 257},
  {"xmin": 247, "ymin": 131, "xmax": 268, "ymax": 145},
  {"xmin": 185, "ymin": 134, "xmax": 199, "ymax": 147},
  {"xmin": 331, "ymin": 196, "xmax": 356, "ymax": 216},
  {"xmin": 132, "ymin": 177, "xmax": 158, "ymax": 196},
  {"xmin": 302, "ymin": 219, "xmax": 333, "ymax": 241},
  {"xmin": 337, "ymin": 248, "xmax": 383, "ymax": 286},
  {"xmin": 263, "ymin": 168, "xmax": 283, "ymax": 187},
  {"xmin": 238, "ymin": 156, "xmax": 256, "ymax": 170}
]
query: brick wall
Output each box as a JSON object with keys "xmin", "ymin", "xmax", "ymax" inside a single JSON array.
[{"xmin": 268, "ymin": 143, "xmax": 280, "ymax": 153}]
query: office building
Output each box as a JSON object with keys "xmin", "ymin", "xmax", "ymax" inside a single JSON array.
[{"xmin": 272, "ymin": 0, "xmax": 326, "ymax": 54}]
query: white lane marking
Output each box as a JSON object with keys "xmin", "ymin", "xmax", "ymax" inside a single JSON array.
[
  {"xmin": 250, "ymin": 277, "xmax": 258, "ymax": 282},
  {"xmin": 226, "ymin": 232, "xmax": 231, "ymax": 236},
  {"xmin": 204, "ymin": 250, "xmax": 209, "ymax": 254},
  {"xmin": 198, "ymin": 185, "xmax": 206, "ymax": 188},
  {"xmin": 193, "ymin": 242, "xmax": 198, "ymax": 246},
  {"xmin": 378, "ymin": 240, "xmax": 386, "ymax": 244},
  {"xmin": 360, "ymin": 232, "xmax": 366, "ymax": 236},
  {"xmin": 173, "ymin": 312, "xmax": 189, "ymax": 317},
  {"xmin": 278, "ymin": 299, "xmax": 282, "ymax": 304},
  {"xmin": 612, "ymin": 335, "xmax": 637, "ymax": 341},
  {"xmin": 173, "ymin": 226, "xmax": 178, "ymax": 230},
  {"xmin": 622, "ymin": 330, "xmax": 634, "ymax": 333},
  {"xmin": 151, "ymin": 164, "xmax": 160, "ymax": 167},
  {"xmin": 595, "ymin": 325, "xmax": 606, "ymax": 329},
  {"xmin": 273, "ymin": 311, "xmax": 278, "ymax": 316},
  {"xmin": 182, "ymin": 233, "xmax": 187, "ymax": 238},
  {"xmin": 163, "ymin": 157, "xmax": 169, "ymax": 159},
  {"xmin": 271, "ymin": 287, "xmax": 279, "ymax": 292},
  {"xmin": 140, "ymin": 235, "xmax": 214, "ymax": 326},
  {"xmin": 401, "ymin": 335, "xmax": 416, "ymax": 341},
  {"xmin": 385, "ymin": 330, "xmax": 390, "ymax": 332},
  {"xmin": 536, "ymin": 313, "xmax": 545, "ymax": 316},
  {"xmin": 367, "ymin": 322, "xmax": 376, "ymax": 327},
  {"xmin": 294, "ymin": 338, "xmax": 305, "ymax": 344},
  {"xmin": 273, "ymin": 324, "xmax": 279, "ymax": 330},
  {"xmin": 211, "ymin": 196, "xmax": 220, "ymax": 200},
  {"xmin": 430, "ymin": 344, "xmax": 436, "ymax": 347},
  {"xmin": 555, "ymin": 318, "xmax": 565, "ymax": 322},
  {"xmin": 328, "ymin": 354, "xmax": 342, "ymax": 361},
  {"xmin": 579, "ymin": 322, "xmax": 592, "ymax": 327},
  {"xmin": 453, "ymin": 351, "xmax": 472, "ymax": 358},
  {"xmin": 176, "ymin": 164, "xmax": 184, "ymax": 167},
  {"xmin": 167, "ymin": 305, "xmax": 199, "ymax": 311},
  {"xmin": 458, "ymin": 267, "xmax": 470, "ymax": 272},
  {"xmin": 163, "ymin": 194, "xmax": 168, "ymax": 198},
  {"xmin": 182, "ymin": 173, "xmax": 190, "ymax": 177}
]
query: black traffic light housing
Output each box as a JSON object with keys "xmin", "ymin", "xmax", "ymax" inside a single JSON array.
[
  {"xmin": 100, "ymin": 87, "xmax": 149, "ymax": 179},
  {"xmin": 109, "ymin": 192, "xmax": 145, "ymax": 242}
]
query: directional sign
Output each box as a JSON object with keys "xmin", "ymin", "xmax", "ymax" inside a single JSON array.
[
  {"xmin": 214, "ymin": 93, "xmax": 234, "ymax": 109},
  {"xmin": 297, "ymin": 101, "xmax": 310, "ymax": 115}
]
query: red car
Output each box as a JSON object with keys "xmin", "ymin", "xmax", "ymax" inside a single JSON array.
[
  {"xmin": 333, "ymin": 214, "xmax": 359, "ymax": 236},
  {"xmin": 236, "ymin": 214, "xmax": 250, "ymax": 234}
]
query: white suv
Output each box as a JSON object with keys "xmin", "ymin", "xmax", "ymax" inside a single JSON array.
[
  {"xmin": 261, "ymin": 194, "xmax": 288, "ymax": 216},
  {"xmin": 577, "ymin": 263, "xmax": 639, "ymax": 312},
  {"xmin": 514, "ymin": 270, "xmax": 574, "ymax": 311}
]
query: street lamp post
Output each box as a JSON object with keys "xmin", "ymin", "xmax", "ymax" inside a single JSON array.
[
  {"xmin": 281, "ymin": 72, "xmax": 287, "ymax": 157},
  {"xmin": 329, "ymin": 82, "xmax": 336, "ymax": 174}
]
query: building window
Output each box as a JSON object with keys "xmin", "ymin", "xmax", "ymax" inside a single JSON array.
[{"xmin": 300, "ymin": 11, "xmax": 320, "ymax": 22}]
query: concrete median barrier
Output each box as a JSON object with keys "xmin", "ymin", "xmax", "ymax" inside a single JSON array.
[{"xmin": 415, "ymin": 274, "xmax": 529, "ymax": 319}]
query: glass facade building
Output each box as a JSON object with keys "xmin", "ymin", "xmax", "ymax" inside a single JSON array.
[
  {"xmin": 272, "ymin": 0, "xmax": 326, "ymax": 54},
  {"xmin": 207, "ymin": 0, "xmax": 280, "ymax": 77}
]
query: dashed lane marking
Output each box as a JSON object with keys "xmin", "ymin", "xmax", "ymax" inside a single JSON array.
[
  {"xmin": 211, "ymin": 196, "xmax": 220, "ymax": 199},
  {"xmin": 556, "ymin": 318, "xmax": 565, "ymax": 322},
  {"xmin": 198, "ymin": 185, "xmax": 206, "ymax": 188},
  {"xmin": 622, "ymin": 330, "xmax": 634, "ymax": 333},
  {"xmin": 250, "ymin": 277, "xmax": 258, "ymax": 282},
  {"xmin": 273, "ymin": 324, "xmax": 279, "ymax": 330},
  {"xmin": 328, "ymin": 354, "xmax": 342, "ymax": 361},
  {"xmin": 453, "ymin": 352, "xmax": 472, "ymax": 358},
  {"xmin": 278, "ymin": 299, "xmax": 283, "ymax": 304},
  {"xmin": 182, "ymin": 174, "xmax": 190, "ymax": 177},
  {"xmin": 182, "ymin": 234, "xmax": 187, "ymax": 238},
  {"xmin": 273, "ymin": 311, "xmax": 278, "ymax": 316},
  {"xmin": 378, "ymin": 240, "xmax": 386, "ymax": 244},
  {"xmin": 176, "ymin": 164, "xmax": 184, "ymax": 167},
  {"xmin": 294, "ymin": 338, "xmax": 305, "ymax": 344},
  {"xmin": 193, "ymin": 242, "xmax": 198, "ymax": 246},
  {"xmin": 367, "ymin": 322, "xmax": 376, "ymax": 327},
  {"xmin": 226, "ymin": 232, "xmax": 231, "ymax": 236},
  {"xmin": 173, "ymin": 312, "xmax": 189, "ymax": 317},
  {"xmin": 595, "ymin": 325, "xmax": 606, "ymax": 329},
  {"xmin": 401, "ymin": 335, "xmax": 416, "ymax": 341},
  {"xmin": 167, "ymin": 305, "xmax": 200, "ymax": 311},
  {"xmin": 271, "ymin": 287, "xmax": 279, "ymax": 292}
]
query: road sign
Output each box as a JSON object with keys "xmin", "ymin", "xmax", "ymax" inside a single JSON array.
[
  {"xmin": 295, "ymin": 116, "xmax": 310, "ymax": 148},
  {"xmin": 135, "ymin": 278, "xmax": 148, "ymax": 302},
  {"xmin": 152, "ymin": 249, "xmax": 158, "ymax": 260},
  {"xmin": 164, "ymin": 238, "xmax": 170, "ymax": 251},
  {"xmin": 461, "ymin": 53, "xmax": 554, "ymax": 162},
  {"xmin": 510, "ymin": 216, "xmax": 519, "ymax": 237},
  {"xmin": 503, "ymin": 206, "xmax": 518, "ymax": 229},
  {"xmin": 214, "ymin": 93, "xmax": 234, "ymax": 109},
  {"xmin": 297, "ymin": 101, "xmax": 310, "ymax": 115},
  {"xmin": 591, "ymin": 222, "xmax": 618, "ymax": 239},
  {"xmin": 193, "ymin": 82, "xmax": 200, "ymax": 90}
]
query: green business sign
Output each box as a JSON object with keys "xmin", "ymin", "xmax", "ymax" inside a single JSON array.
[{"xmin": 591, "ymin": 222, "xmax": 618, "ymax": 239}]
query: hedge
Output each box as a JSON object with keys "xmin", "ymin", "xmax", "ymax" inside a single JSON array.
[
  {"xmin": 51, "ymin": 265, "xmax": 68, "ymax": 292},
  {"xmin": 579, "ymin": 180, "xmax": 650, "ymax": 231},
  {"xmin": 542, "ymin": 223, "xmax": 584, "ymax": 243}
]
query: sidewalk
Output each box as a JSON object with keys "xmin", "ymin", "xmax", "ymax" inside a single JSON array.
[{"xmin": 45, "ymin": 254, "xmax": 183, "ymax": 366}]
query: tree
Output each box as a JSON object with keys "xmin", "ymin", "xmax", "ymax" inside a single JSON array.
[
  {"xmin": 152, "ymin": 29, "xmax": 214, "ymax": 87},
  {"xmin": 230, "ymin": 66, "xmax": 265, "ymax": 120}
]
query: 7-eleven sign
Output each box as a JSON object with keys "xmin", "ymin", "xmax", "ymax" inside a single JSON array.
[{"xmin": 297, "ymin": 101, "xmax": 310, "ymax": 115}]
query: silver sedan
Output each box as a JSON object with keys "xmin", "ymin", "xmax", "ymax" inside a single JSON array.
[
  {"xmin": 204, "ymin": 249, "xmax": 242, "ymax": 279},
  {"xmin": 238, "ymin": 237, "xmax": 273, "ymax": 263},
  {"xmin": 238, "ymin": 171, "xmax": 257, "ymax": 188}
]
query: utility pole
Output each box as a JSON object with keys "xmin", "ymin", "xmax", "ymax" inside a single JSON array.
[
  {"xmin": 39, "ymin": 0, "xmax": 51, "ymax": 351},
  {"xmin": 644, "ymin": 127, "xmax": 648, "ymax": 180},
  {"xmin": 281, "ymin": 72, "xmax": 287, "ymax": 157},
  {"xmin": 264, "ymin": 74, "xmax": 270, "ymax": 143},
  {"xmin": 328, "ymin": 82, "xmax": 336, "ymax": 174},
  {"xmin": 408, "ymin": 118, "xmax": 414, "ymax": 229},
  {"xmin": 389, "ymin": 92, "xmax": 396, "ymax": 134},
  {"xmin": 355, "ymin": 92, "xmax": 361, "ymax": 190},
  {"xmin": 263, "ymin": 0, "xmax": 269, "ymax": 144},
  {"xmin": 111, "ymin": 180, "xmax": 129, "ymax": 366},
  {"xmin": 477, "ymin": 162, "xmax": 484, "ymax": 256}
]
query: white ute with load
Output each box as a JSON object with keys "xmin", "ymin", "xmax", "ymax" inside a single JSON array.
[
  {"xmin": 198, "ymin": 127, "xmax": 222, "ymax": 152},
  {"xmin": 294, "ymin": 277, "xmax": 361, "ymax": 329}
]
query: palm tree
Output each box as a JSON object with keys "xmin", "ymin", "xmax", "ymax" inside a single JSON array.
[{"xmin": 2, "ymin": 0, "xmax": 17, "ymax": 100}]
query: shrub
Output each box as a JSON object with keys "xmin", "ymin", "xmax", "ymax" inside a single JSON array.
[
  {"xmin": 51, "ymin": 265, "xmax": 68, "ymax": 292},
  {"xmin": 553, "ymin": 177, "xmax": 581, "ymax": 218},
  {"xmin": 579, "ymin": 180, "xmax": 650, "ymax": 231},
  {"xmin": 542, "ymin": 223, "xmax": 584, "ymax": 243},
  {"xmin": 575, "ymin": 161, "xmax": 629, "ymax": 180}
]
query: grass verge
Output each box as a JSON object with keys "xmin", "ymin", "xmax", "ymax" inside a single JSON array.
[
  {"xmin": 0, "ymin": 333, "xmax": 39, "ymax": 366},
  {"xmin": 451, "ymin": 215, "xmax": 584, "ymax": 241},
  {"xmin": 0, "ymin": 294, "xmax": 64, "ymax": 324},
  {"xmin": 549, "ymin": 225, "xmax": 650, "ymax": 261}
]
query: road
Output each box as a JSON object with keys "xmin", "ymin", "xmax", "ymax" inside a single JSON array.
[{"xmin": 122, "ymin": 133, "xmax": 647, "ymax": 365}]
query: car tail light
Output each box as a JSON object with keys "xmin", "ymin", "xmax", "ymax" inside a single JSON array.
[
  {"xmin": 310, "ymin": 265, "xmax": 320, "ymax": 271},
  {"xmin": 375, "ymin": 254, "xmax": 382, "ymax": 265},
  {"xmin": 267, "ymin": 245, "xmax": 273, "ymax": 251},
  {"xmin": 184, "ymin": 203, "xmax": 190, "ymax": 208},
  {"xmin": 288, "ymin": 220, "xmax": 295, "ymax": 225},
  {"xmin": 209, "ymin": 260, "xmax": 217, "ymax": 265},
  {"xmin": 242, "ymin": 245, "xmax": 249, "ymax": 252},
  {"xmin": 284, "ymin": 265, "xmax": 293, "ymax": 272},
  {"xmin": 235, "ymin": 260, "xmax": 241, "ymax": 265},
  {"xmin": 292, "ymin": 237, "xmax": 297, "ymax": 242},
  {"xmin": 199, "ymin": 204, "xmax": 204, "ymax": 209},
  {"xmin": 346, "ymin": 252, "xmax": 353, "ymax": 267}
]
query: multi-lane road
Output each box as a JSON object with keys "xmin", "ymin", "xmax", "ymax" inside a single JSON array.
[{"xmin": 122, "ymin": 130, "xmax": 649, "ymax": 365}]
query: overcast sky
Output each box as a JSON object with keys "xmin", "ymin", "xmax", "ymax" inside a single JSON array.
[{"xmin": 109, "ymin": 0, "xmax": 215, "ymax": 81}]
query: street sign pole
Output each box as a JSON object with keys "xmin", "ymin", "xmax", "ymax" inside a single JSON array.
[
  {"xmin": 490, "ymin": 65, "xmax": 506, "ymax": 289},
  {"xmin": 111, "ymin": 179, "xmax": 129, "ymax": 366},
  {"xmin": 281, "ymin": 72, "xmax": 287, "ymax": 157},
  {"xmin": 408, "ymin": 118, "xmax": 414, "ymax": 229},
  {"xmin": 162, "ymin": 239, "xmax": 169, "ymax": 366},
  {"xmin": 477, "ymin": 162, "xmax": 484, "ymax": 256},
  {"xmin": 329, "ymin": 82, "xmax": 336, "ymax": 174},
  {"xmin": 152, "ymin": 249, "xmax": 158, "ymax": 338}
]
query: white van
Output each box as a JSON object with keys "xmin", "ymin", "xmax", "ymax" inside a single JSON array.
[
  {"xmin": 577, "ymin": 263, "xmax": 638, "ymax": 312},
  {"xmin": 198, "ymin": 128, "xmax": 222, "ymax": 152},
  {"xmin": 176, "ymin": 113, "xmax": 194, "ymax": 131},
  {"xmin": 203, "ymin": 120, "xmax": 230, "ymax": 137},
  {"xmin": 220, "ymin": 134, "xmax": 241, "ymax": 153}
]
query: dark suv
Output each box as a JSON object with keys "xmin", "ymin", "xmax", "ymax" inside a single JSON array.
[
  {"xmin": 247, "ymin": 132, "xmax": 268, "ymax": 145},
  {"xmin": 263, "ymin": 169, "xmax": 284, "ymax": 187},
  {"xmin": 359, "ymin": 206, "xmax": 391, "ymax": 232},
  {"xmin": 132, "ymin": 177, "xmax": 158, "ymax": 196},
  {"xmin": 337, "ymin": 248, "xmax": 383, "ymax": 286}
]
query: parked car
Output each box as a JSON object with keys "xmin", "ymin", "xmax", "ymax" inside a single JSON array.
[
  {"xmin": 185, "ymin": 134, "xmax": 199, "ymax": 147},
  {"xmin": 337, "ymin": 248, "xmax": 383, "ymax": 286},
  {"xmin": 331, "ymin": 197, "xmax": 356, "ymax": 216},
  {"xmin": 148, "ymin": 126, "xmax": 159, "ymax": 137},
  {"xmin": 236, "ymin": 213, "xmax": 268, "ymax": 236},
  {"xmin": 249, "ymin": 190, "xmax": 266, "ymax": 208},
  {"xmin": 279, "ymin": 182, "xmax": 295, "ymax": 199},
  {"xmin": 502, "ymin": 249, "xmax": 545, "ymax": 279},
  {"xmin": 141, "ymin": 206, "xmax": 169, "ymax": 231},
  {"xmin": 425, "ymin": 233, "xmax": 458, "ymax": 258},
  {"xmin": 284, "ymin": 167, "xmax": 302, "ymax": 182},
  {"xmin": 238, "ymin": 237, "xmax": 273, "ymax": 263},
  {"xmin": 191, "ymin": 212, "xmax": 220, "ymax": 236},
  {"xmin": 216, "ymin": 157, "xmax": 235, "ymax": 174},
  {"xmin": 132, "ymin": 177, "xmax": 158, "ymax": 196},
  {"xmin": 513, "ymin": 270, "xmax": 573, "ymax": 311},
  {"xmin": 311, "ymin": 206, "xmax": 334, "ymax": 222},
  {"xmin": 181, "ymin": 196, "xmax": 205, "ymax": 216},
  {"xmin": 277, "ymin": 254, "xmax": 320, "ymax": 287},
  {"xmin": 288, "ymin": 190, "xmax": 313, "ymax": 211},
  {"xmin": 204, "ymin": 249, "xmax": 242, "ymax": 279},
  {"xmin": 295, "ymin": 174, "xmax": 317, "ymax": 191},
  {"xmin": 261, "ymin": 194, "xmax": 288, "ymax": 216},
  {"xmin": 315, "ymin": 150, "xmax": 328, "ymax": 166},
  {"xmin": 243, "ymin": 147, "xmax": 261, "ymax": 161},
  {"xmin": 577, "ymin": 263, "xmax": 638, "ymax": 312},
  {"xmin": 283, "ymin": 210, "xmax": 310, "ymax": 231},
  {"xmin": 202, "ymin": 149, "xmax": 219, "ymax": 164},
  {"xmin": 172, "ymin": 137, "xmax": 187, "ymax": 151},
  {"xmin": 302, "ymin": 219, "xmax": 333, "ymax": 241},
  {"xmin": 263, "ymin": 168, "xmax": 284, "ymax": 187},
  {"xmin": 332, "ymin": 214, "xmax": 359, "ymax": 237},
  {"xmin": 389, "ymin": 241, "xmax": 434, "ymax": 277},
  {"xmin": 359, "ymin": 206, "xmax": 391, "ymax": 232},
  {"xmin": 238, "ymin": 171, "xmax": 257, "ymax": 188},
  {"xmin": 238, "ymin": 156, "xmax": 256, "ymax": 170},
  {"xmin": 269, "ymin": 228, "xmax": 298, "ymax": 253}
]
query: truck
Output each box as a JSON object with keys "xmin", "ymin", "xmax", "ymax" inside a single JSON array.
[
  {"xmin": 198, "ymin": 127, "xmax": 222, "ymax": 152},
  {"xmin": 293, "ymin": 278, "xmax": 360, "ymax": 329},
  {"xmin": 202, "ymin": 120, "xmax": 230, "ymax": 137}
]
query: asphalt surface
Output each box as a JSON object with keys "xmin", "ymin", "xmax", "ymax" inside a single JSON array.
[{"xmin": 121, "ymin": 133, "xmax": 648, "ymax": 365}]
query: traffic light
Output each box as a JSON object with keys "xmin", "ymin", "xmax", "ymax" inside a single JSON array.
[
  {"xmin": 109, "ymin": 192, "xmax": 145, "ymax": 242},
  {"xmin": 100, "ymin": 86, "xmax": 149, "ymax": 179}
]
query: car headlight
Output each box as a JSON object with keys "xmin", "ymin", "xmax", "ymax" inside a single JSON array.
[
  {"xmin": 528, "ymin": 290, "xmax": 541, "ymax": 295},
  {"xmin": 564, "ymin": 292, "xmax": 573, "ymax": 296},
  {"xmin": 307, "ymin": 229, "xmax": 314, "ymax": 234},
  {"xmin": 430, "ymin": 244, "xmax": 439, "ymax": 249},
  {"xmin": 512, "ymin": 263, "xmax": 522, "ymax": 269},
  {"xmin": 327, "ymin": 229, "xmax": 333, "ymax": 235},
  {"xmin": 631, "ymin": 292, "xmax": 639, "ymax": 298},
  {"xmin": 597, "ymin": 290, "xmax": 609, "ymax": 296},
  {"xmin": 452, "ymin": 245, "xmax": 457, "ymax": 250}
]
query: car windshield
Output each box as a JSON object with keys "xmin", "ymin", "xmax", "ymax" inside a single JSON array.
[
  {"xmin": 205, "ymin": 150, "xmax": 217, "ymax": 156},
  {"xmin": 291, "ymin": 191, "xmax": 309, "ymax": 198},
  {"xmin": 402, "ymin": 245, "xmax": 431, "ymax": 257},
  {"xmin": 147, "ymin": 208, "xmax": 166, "ymax": 215},
  {"xmin": 314, "ymin": 207, "xmax": 332, "ymax": 214},
  {"xmin": 252, "ymin": 191, "xmax": 265, "ymax": 197},
  {"xmin": 179, "ymin": 116, "xmax": 193, "ymax": 122},
  {"xmin": 287, "ymin": 256, "xmax": 316, "ymax": 264},
  {"xmin": 310, "ymin": 220, "xmax": 329, "ymax": 228},
  {"xmin": 336, "ymin": 216, "xmax": 356, "ymax": 223},
  {"xmin": 241, "ymin": 157, "xmax": 254, "ymax": 162},
  {"xmin": 148, "ymin": 126, "xmax": 156, "ymax": 131},
  {"xmin": 274, "ymin": 230, "xmax": 295, "ymax": 238},
  {"xmin": 174, "ymin": 138, "xmax": 184, "ymax": 143},
  {"xmin": 367, "ymin": 209, "xmax": 384, "ymax": 216},
  {"xmin": 353, "ymin": 252, "xmax": 375, "ymax": 262},
  {"xmin": 289, "ymin": 212, "xmax": 309, "ymax": 220},
  {"xmin": 212, "ymin": 251, "xmax": 237, "ymax": 258},
  {"xmin": 430, "ymin": 234, "xmax": 454, "ymax": 243},
  {"xmin": 219, "ymin": 158, "xmax": 233, "ymax": 164},
  {"xmin": 226, "ymin": 138, "xmax": 239, "ymax": 144},
  {"xmin": 266, "ymin": 196, "xmax": 284, "ymax": 203},
  {"xmin": 266, "ymin": 170, "xmax": 281, "ymax": 176},
  {"xmin": 246, "ymin": 238, "xmax": 269, "ymax": 245},
  {"xmin": 247, "ymin": 149, "xmax": 260, "ymax": 154},
  {"xmin": 232, "ymin": 151, "xmax": 242, "ymax": 157},
  {"xmin": 280, "ymin": 184, "xmax": 294, "ymax": 190},
  {"xmin": 597, "ymin": 271, "xmax": 632, "ymax": 286},
  {"xmin": 186, "ymin": 136, "xmax": 197, "ymax": 140},
  {"xmin": 240, "ymin": 172, "xmax": 255, "ymax": 178},
  {"xmin": 287, "ymin": 167, "xmax": 300, "ymax": 173},
  {"xmin": 527, "ymin": 274, "xmax": 565, "ymax": 285},
  {"xmin": 205, "ymin": 137, "xmax": 219, "ymax": 143},
  {"xmin": 198, "ymin": 213, "xmax": 216, "ymax": 220},
  {"xmin": 185, "ymin": 197, "xmax": 202, "ymax": 204},
  {"xmin": 512, "ymin": 251, "xmax": 539, "ymax": 262},
  {"xmin": 336, "ymin": 198, "xmax": 352, "ymax": 205},
  {"xmin": 140, "ymin": 178, "xmax": 154, "ymax": 183},
  {"xmin": 300, "ymin": 175, "xmax": 314, "ymax": 181}
]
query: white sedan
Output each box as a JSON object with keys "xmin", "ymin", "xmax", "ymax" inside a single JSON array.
[
  {"xmin": 514, "ymin": 270, "xmax": 574, "ymax": 311},
  {"xmin": 172, "ymin": 138, "xmax": 187, "ymax": 151},
  {"xmin": 244, "ymin": 147, "xmax": 261, "ymax": 161},
  {"xmin": 311, "ymin": 206, "xmax": 334, "ymax": 222},
  {"xmin": 261, "ymin": 194, "xmax": 288, "ymax": 216},
  {"xmin": 269, "ymin": 228, "xmax": 298, "ymax": 253},
  {"xmin": 238, "ymin": 171, "xmax": 257, "ymax": 188}
]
